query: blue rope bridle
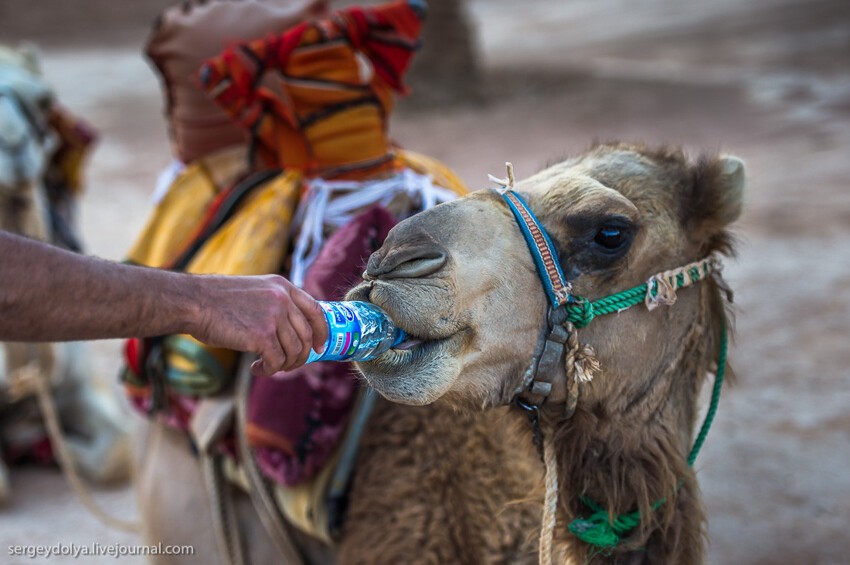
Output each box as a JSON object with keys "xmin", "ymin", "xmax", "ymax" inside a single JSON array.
[{"xmin": 500, "ymin": 190, "xmax": 574, "ymax": 309}]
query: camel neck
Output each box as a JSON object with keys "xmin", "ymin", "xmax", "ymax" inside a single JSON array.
[{"xmin": 544, "ymin": 407, "xmax": 706, "ymax": 564}]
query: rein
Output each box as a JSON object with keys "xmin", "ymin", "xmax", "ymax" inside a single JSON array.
[{"xmin": 490, "ymin": 165, "xmax": 729, "ymax": 561}]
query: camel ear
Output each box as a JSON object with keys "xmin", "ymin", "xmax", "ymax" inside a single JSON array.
[
  {"xmin": 17, "ymin": 42, "xmax": 43, "ymax": 75},
  {"xmin": 686, "ymin": 155, "xmax": 745, "ymax": 239}
]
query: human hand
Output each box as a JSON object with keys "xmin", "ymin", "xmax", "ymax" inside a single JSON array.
[{"xmin": 188, "ymin": 274, "xmax": 327, "ymax": 376}]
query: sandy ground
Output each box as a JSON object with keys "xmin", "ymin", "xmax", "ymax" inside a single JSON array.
[{"xmin": 1, "ymin": 1, "xmax": 849, "ymax": 563}]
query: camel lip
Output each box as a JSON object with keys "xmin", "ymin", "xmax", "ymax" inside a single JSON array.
[{"xmin": 359, "ymin": 330, "xmax": 463, "ymax": 371}]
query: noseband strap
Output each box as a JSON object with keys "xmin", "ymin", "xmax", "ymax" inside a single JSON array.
[{"xmin": 500, "ymin": 190, "xmax": 573, "ymax": 308}]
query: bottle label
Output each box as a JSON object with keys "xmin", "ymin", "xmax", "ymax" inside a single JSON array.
[{"xmin": 317, "ymin": 302, "xmax": 363, "ymax": 361}]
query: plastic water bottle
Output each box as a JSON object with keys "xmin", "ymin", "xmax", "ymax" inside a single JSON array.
[{"xmin": 306, "ymin": 301, "xmax": 407, "ymax": 364}]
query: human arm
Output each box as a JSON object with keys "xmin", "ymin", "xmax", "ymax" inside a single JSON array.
[{"xmin": 0, "ymin": 231, "xmax": 327, "ymax": 373}]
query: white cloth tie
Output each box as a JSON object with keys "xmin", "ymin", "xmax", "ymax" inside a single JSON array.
[
  {"xmin": 152, "ymin": 159, "xmax": 186, "ymax": 204},
  {"xmin": 289, "ymin": 168, "xmax": 457, "ymax": 287}
]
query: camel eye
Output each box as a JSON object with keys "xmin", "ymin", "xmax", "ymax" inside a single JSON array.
[{"xmin": 593, "ymin": 225, "xmax": 628, "ymax": 250}]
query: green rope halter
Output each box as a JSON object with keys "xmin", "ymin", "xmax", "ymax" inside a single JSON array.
[
  {"xmin": 563, "ymin": 264, "xmax": 729, "ymax": 553},
  {"xmin": 565, "ymin": 260, "xmax": 717, "ymax": 329}
]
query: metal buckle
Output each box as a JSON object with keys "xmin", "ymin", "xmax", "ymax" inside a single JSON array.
[{"xmin": 514, "ymin": 397, "xmax": 544, "ymax": 460}]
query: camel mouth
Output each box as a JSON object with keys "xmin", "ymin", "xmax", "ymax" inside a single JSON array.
[
  {"xmin": 355, "ymin": 329, "xmax": 466, "ymax": 405},
  {"xmin": 380, "ymin": 330, "xmax": 460, "ymax": 363},
  {"xmin": 392, "ymin": 336, "xmax": 423, "ymax": 351},
  {"xmin": 346, "ymin": 279, "xmax": 468, "ymax": 404}
]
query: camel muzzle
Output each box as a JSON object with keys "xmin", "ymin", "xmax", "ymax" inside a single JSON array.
[{"xmin": 364, "ymin": 227, "xmax": 447, "ymax": 280}]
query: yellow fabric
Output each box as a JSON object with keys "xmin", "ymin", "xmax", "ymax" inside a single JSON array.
[
  {"xmin": 55, "ymin": 146, "xmax": 87, "ymax": 196},
  {"xmin": 127, "ymin": 145, "xmax": 249, "ymax": 267},
  {"xmin": 129, "ymin": 149, "xmax": 466, "ymax": 271},
  {"xmin": 185, "ymin": 171, "xmax": 301, "ymax": 276},
  {"xmin": 158, "ymin": 171, "xmax": 301, "ymax": 381}
]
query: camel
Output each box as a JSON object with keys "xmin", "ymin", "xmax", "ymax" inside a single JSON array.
[
  {"xmin": 345, "ymin": 142, "xmax": 743, "ymax": 564},
  {"xmin": 137, "ymin": 142, "xmax": 741, "ymax": 564},
  {"xmin": 0, "ymin": 44, "xmax": 130, "ymax": 506}
]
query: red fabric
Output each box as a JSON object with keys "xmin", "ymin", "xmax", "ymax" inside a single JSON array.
[
  {"xmin": 124, "ymin": 338, "xmax": 142, "ymax": 376},
  {"xmin": 247, "ymin": 206, "xmax": 397, "ymax": 485},
  {"xmin": 197, "ymin": 0, "xmax": 423, "ymax": 174},
  {"xmin": 344, "ymin": 3, "xmax": 422, "ymax": 93},
  {"xmin": 144, "ymin": 0, "xmax": 322, "ymax": 163},
  {"xmin": 4, "ymin": 436, "xmax": 55, "ymax": 466}
]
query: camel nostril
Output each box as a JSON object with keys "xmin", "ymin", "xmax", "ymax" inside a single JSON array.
[
  {"xmin": 384, "ymin": 253, "xmax": 446, "ymax": 279},
  {"xmin": 366, "ymin": 245, "xmax": 447, "ymax": 280}
]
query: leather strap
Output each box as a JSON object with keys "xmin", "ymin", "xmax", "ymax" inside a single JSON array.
[
  {"xmin": 193, "ymin": 398, "xmax": 247, "ymax": 565},
  {"xmin": 235, "ymin": 355, "xmax": 306, "ymax": 565},
  {"xmin": 201, "ymin": 453, "xmax": 248, "ymax": 565}
]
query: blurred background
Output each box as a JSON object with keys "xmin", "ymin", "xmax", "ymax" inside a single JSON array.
[{"xmin": 0, "ymin": 0, "xmax": 848, "ymax": 563}]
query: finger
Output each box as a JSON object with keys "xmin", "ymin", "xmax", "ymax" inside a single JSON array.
[
  {"xmin": 277, "ymin": 313, "xmax": 305, "ymax": 372},
  {"xmin": 285, "ymin": 308, "xmax": 314, "ymax": 369},
  {"xmin": 251, "ymin": 359, "xmax": 268, "ymax": 378},
  {"xmin": 289, "ymin": 287, "xmax": 328, "ymax": 353},
  {"xmin": 251, "ymin": 358, "xmax": 286, "ymax": 379},
  {"xmin": 255, "ymin": 339, "xmax": 287, "ymax": 377}
]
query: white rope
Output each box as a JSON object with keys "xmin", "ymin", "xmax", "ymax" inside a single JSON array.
[
  {"xmin": 289, "ymin": 168, "xmax": 457, "ymax": 287},
  {"xmin": 539, "ymin": 427, "xmax": 559, "ymax": 565},
  {"xmin": 487, "ymin": 161, "xmax": 515, "ymax": 194},
  {"xmin": 10, "ymin": 362, "xmax": 140, "ymax": 533},
  {"xmin": 645, "ymin": 256, "xmax": 718, "ymax": 310},
  {"xmin": 151, "ymin": 158, "xmax": 186, "ymax": 204}
]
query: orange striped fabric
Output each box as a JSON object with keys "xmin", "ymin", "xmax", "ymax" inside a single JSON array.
[{"xmin": 198, "ymin": 0, "xmax": 423, "ymax": 180}]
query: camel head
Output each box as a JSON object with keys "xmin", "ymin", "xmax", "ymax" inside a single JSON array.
[
  {"xmin": 0, "ymin": 45, "xmax": 54, "ymax": 195},
  {"xmin": 0, "ymin": 45, "xmax": 55, "ymax": 239},
  {"xmin": 349, "ymin": 143, "xmax": 744, "ymax": 413}
]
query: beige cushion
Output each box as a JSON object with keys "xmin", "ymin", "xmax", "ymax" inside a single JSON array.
[{"xmin": 145, "ymin": 0, "xmax": 325, "ymax": 163}]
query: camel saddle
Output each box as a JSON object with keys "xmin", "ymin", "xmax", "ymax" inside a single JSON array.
[{"xmin": 122, "ymin": 0, "xmax": 468, "ymax": 545}]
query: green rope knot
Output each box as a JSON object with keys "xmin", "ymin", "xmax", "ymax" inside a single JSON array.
[
  {"xmin": 568, "ymin": 497, "xmax": 646, "ymax": 552},
  {"xmin": 566, "ymin": 285, "xmax": 648, "ymax": 328},
  {"xmin": 567, "ymin": 299, "xmax": 595, "ymax": 328},
  {"xmin": 568, "ymin": 512, "xmax": 623, "ymax": 550}
]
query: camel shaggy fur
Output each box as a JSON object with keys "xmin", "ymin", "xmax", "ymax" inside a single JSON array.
[{"xmin": 137, "ymin": 142, "xmax": 741, "ymax": 564}]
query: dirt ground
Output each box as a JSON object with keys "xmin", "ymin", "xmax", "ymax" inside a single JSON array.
[{"xmin": 1, "ymin": 0, "xmax": 849, "ymax": 563}]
